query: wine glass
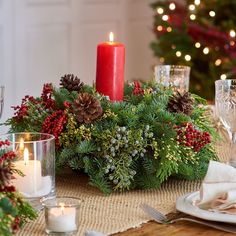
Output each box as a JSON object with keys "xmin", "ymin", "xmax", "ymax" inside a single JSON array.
[
  {"xmin": 0, "ymin": 86, "xmax": 4, "ymax": 119},
  {"xmin": 215, "ymin": 79, "xmax": 236, "ymax": 166}
]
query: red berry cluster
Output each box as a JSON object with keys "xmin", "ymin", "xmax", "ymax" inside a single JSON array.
[
  {"xmin": 0, "ymin": 140, "xmax": 16, "ymax": 192},
  {"xmin": 12, "ymin": 95, "xmax": 37, "ymax": 122},
  {"xmin": 41, "ymin": 83, "xmax": 55, "ymax": 109},
  {"xmin": 12, "ymin": 216, "xmax": 21, "ymax": 233},
  {"xmin": 132, "ymin": 81, "xmax": 144, "ymax": 96},
  {"xmin": 0, "ymin": 151, "xmax": 15, "ymax": 164},
  {"xmin": 0, "ymin": 140, "xmax": 35, "ymax": 233},
  {"xmin": 42, "ymin": 110, "xmax": 67, "ymax": 148},
  {"xmin": 175, "ymin": 123, "xmax": 211, "ymax": 152},
  {"xmin": 63, "ymin": 101, "xmax": 71, "ymax": 109},
  {"xmin": 0, "ymin": 139, "xmax": 10, "ymax": 147}
]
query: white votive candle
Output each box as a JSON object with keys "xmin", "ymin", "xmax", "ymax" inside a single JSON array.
[{"xmin": 47, "ymin": 203, "xmax": 77, "ymax": 232}]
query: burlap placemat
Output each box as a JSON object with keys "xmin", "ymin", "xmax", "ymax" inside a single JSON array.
[
  {"xmin": 16, "ymin": 136, "xmax": 229, "ymax": 236},
  {"xmin": 16, "ymin": 172, "xmax": 202, "ymax": 236}
]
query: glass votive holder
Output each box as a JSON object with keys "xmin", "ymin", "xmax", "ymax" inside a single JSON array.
[
  {"xmin": 0, "ymin": 132, "xmax": 55, "ymax": 210},
  {"xmin": 42, "ymin": 197, "xmax": 82, "ymax": 235},
  {"xmin": 154, "ymin": 65, "xmax": 190, "ymax": 93}
]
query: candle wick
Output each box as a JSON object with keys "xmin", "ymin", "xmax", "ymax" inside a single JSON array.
[{"xmin": 59, "ymin": 203, "xmax": 65, "ymax": 215}]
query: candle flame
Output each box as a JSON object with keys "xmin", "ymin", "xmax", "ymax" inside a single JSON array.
[
  {"xmin": 24, "ymin": 148, "xmax": 29, "ymax": 165},
  {"xmin": 109, "ymin": 32, "xmax": 114, "ymax": 43},
  {"xmin": 19, "ymin": 138, "xmax": 24, "ymax": 150},
  {"xmin": 59, "ymin": 203, "xmax": 65, "ymax": 214}
]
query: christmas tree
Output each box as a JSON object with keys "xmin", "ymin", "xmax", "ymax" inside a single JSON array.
[{"xmin": 151, "ymin": 0, "xmax": 236, "ymax": 99}]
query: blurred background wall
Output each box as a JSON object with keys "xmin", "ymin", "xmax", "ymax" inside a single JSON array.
[{"xmin": 0, "ymin": 0, "xmax": 156, "ymax": 132}]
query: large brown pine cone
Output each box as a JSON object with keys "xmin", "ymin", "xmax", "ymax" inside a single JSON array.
[
  {"xmin": 60, "ymin": 74, "xmax": 84, "ymax": 92},
  {"xmin": 167, "ymin": 91, "xmax": 194, "ymax": 116},
  {"xmin": 73, "ymin": 93, "xmax": 103, "ymax": 124}
]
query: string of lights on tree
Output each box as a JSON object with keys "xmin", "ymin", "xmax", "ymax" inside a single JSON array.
[{"xmin": 151, "ymin": 0, "xmax": 236, "ymax": 99}]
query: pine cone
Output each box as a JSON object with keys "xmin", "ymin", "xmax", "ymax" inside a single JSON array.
[
  {"xmin": 60, "ymin": 74, "xmax": 84, "ymax": 92},
  {"xmin": 167, "ymin": 92, "xmax": 193, "ymax": 116},
  {"xmin": 73, "ymin": 93, "xmax": 103, "ymax": 124}
]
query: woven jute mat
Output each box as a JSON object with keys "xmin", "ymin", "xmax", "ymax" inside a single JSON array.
[
  {"xmin": 16, "ymin": 138, "xmax": 229, "ymax": 236},
  {"xmin": 16, "ymin": 173, "xmax": 201, "ymax": 236}
]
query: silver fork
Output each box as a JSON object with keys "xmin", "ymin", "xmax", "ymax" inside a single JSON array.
[{"xmin": 140, "ymin": 203, "xmax": 236, "ymax": 234}]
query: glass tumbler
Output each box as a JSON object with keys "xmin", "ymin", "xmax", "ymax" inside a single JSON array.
[
  {"xmin": 154, "ymin": 65, "xmax": 190, "ymax": 93},
  {"xmin": 0, "ymin": 132, "xmax": 55, "ymax": 210}
]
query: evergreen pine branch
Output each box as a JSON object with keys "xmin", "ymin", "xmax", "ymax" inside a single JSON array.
[
  {"xmin": 134, "ymin": 172, "xmax": 161, "ymax": 189},
  {"xmin": 124, "ymin": 82, "xmax": 134, "ymax": 96},
  {"xmin": 192, "ymin": 94, "xmax": 207, "ymax": 105},
  {"xmin": 88, "ymin": 174, "xmax": 112, "ymax": 195},
  {"xmin": 174, "ymin": 113, "xmax": 191, "ymax": 124},
  {"xmin": 76, "ymin": 140, "xmax": 96, "ymax": 154},
  {"xmin": 83, "ymin": 156, "xmax": 94, "ymax": 173},
  {"xmin": 53, "ymin": 88, "xmax": 68, "ymax": 108},
  {"xmin": 156, "ymin": 159, "xmax": 179, "ymax": 183},
  {"xmin": 59, "ymin": 147, "xmax": 76, "ymax": 160},
  {"xmin": 82, "ymin": 84, "xmax": 96, "ymax": 95},
  {"xmin": 68, "ymin": 157, "xmax": 84, "ymax": 170},
  {"xmin": 83, "ymin": 156, "xmax": 112, "ymax": 194},
  {"xmin": 57, "ymin": 147, "xmax": 77, "ymax": 168},
  {"xmin": 53, "ymin": 87, "xmax": 71, "ymax": 109},
  {"xmin": 133, "ymin": 157, "xmax": 161, "ymax": 189},
  {"xmin": 176, "ymin": 162, "xmax": 208, "ymax": 180}
]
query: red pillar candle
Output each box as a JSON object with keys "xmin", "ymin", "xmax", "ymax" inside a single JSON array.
[{"xmin": 96, "ymin": 32, "xmax": 125, "ymax": 101}]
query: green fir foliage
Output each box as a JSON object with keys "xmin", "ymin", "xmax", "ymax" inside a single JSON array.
[{"xmin": 5, "ymin": 80, "xmax": 218, "ymax": 193}]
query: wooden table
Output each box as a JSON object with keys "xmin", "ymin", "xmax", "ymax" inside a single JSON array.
[
  {"xmin": 113, "ymin": 211, "xmax": 234, "ymax": 236},
  {"xmin": 113, "ymin": 221, "xmax": 234, "ymax": 236}
]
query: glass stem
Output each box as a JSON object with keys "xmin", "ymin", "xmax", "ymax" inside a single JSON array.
[{"xmin": 229, "ymin": 132, "xmax": 236, "ymax": 167}]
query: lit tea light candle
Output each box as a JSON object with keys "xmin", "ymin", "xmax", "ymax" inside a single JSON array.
[{"xmin": 47, "ymin": 202, "xmax": 77, "ymax": 233}]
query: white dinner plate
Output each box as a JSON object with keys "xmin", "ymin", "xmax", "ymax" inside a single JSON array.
[{"xmin": 176, "ymin": 191, "xmax": 236, "ymax": 224}]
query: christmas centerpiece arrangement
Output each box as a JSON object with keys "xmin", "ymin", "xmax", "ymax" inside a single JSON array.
[
  {"xmin": 151, "ymin": 0, "xmax": 236, "ymax": 99},
  {"xmin": 5, "ymin": 74, "xmax": 218, "ymax": 194},
  {"xmin": 0, "ymin": 140, "xmax": 37, "ymax": 235}
]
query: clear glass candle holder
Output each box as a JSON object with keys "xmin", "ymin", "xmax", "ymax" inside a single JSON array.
[
  {"xmin": 154, "ymin": 65, "xmax": 190, "ymax": 93},
  {"xmin": 0, "ymin": 132, "xmax": 55, "ymax": 210},
  {"xmin": 43, "ymin": 197, "xmax": 82, "ymax": 235}
]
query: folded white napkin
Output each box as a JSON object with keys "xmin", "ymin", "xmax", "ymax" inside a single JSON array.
[{"xmin": 196, "ymin": 160, "xmax": 236, "ymax": 214}]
